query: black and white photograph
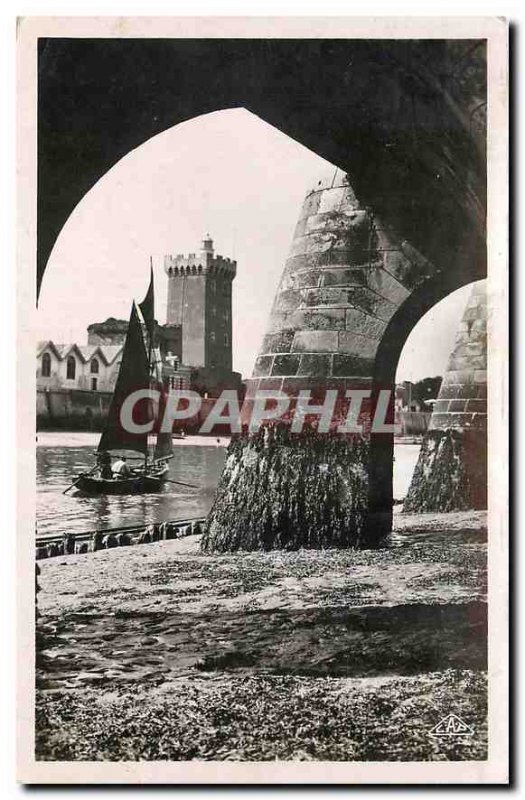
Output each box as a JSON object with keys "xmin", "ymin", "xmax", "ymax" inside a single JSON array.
[{"xmin": 15, "ymin": 15, "xmax": 508, "ymax": 784}]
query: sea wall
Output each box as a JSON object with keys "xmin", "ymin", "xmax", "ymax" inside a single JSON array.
[
  {"xmin": 36, "ymin": 519, "xmax": 205, "ymax": 560},
  {"xmin": 36, "ymin": 390, "xmax": 232, "ymax": 433},
  {"xmin": 37, "ymin": 389, "xmax": 113, "ymax": 431},
  {"xmin": 396, "ymin": 411, "xmax": 431, "ymax": 437}
]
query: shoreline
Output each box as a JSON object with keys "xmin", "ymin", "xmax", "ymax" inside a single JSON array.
[
  {"xmin": 37, "ymin": 431, "xmax": 422, "ymax": 449},
  {"xmin": 37, "ymin": 431, "xmax": 231, "ymax": 448}
]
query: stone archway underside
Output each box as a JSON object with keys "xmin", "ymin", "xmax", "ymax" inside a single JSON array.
[{"xmin": 39, "ymin": 39, "xmax": 486, "ymax": 294}]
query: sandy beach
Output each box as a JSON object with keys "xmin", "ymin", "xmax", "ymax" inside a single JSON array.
[{"xmin": 36, "ymin": 510, "xmax": 487, "ymax": 762}]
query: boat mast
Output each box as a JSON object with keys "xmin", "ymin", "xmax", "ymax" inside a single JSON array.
[
  {"xmin": 97, "ymin": 301, "xmax": 151, "ymax": 459},
  {"xmin": 146, "ymin": 258, "xmax": 154, "ymax": 471},
  {"xmin": 140, "ymin": 258, "xmax": 155, "ymax": 472}
]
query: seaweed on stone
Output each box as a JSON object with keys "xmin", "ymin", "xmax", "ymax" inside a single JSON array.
[
  {"xmin": 201, "ymin": 425, "xmax": 369, "ymax": 552},
  {"xmin": 403, "ymin": 429, "xmax": 487, "ymax": 513}
]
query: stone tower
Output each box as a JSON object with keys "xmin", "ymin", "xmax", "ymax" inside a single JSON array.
[
  {"xmin": 404, "ymin": 280, "xmax": 487, "ymax": 512},
  {"xmin": 164, "ymin": 236, "xmax": 236, "ymax": 372}
]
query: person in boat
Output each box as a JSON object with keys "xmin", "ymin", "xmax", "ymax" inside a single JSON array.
[
  {"xmin": 112, "ymin": 456, "xmax": 132, "ymax": 479},
  {"xmin": 97, "ymin": 450, "xmax": 113, "ymax": 479}
]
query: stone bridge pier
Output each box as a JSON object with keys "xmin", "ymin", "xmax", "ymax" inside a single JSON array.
[
  {"xmin": 404, "ymin": 281, "xmax": 487, "ymax": 513},
  {"xmin": 201, "ymin": 168, "xmax": 484, "ymax": 552}
]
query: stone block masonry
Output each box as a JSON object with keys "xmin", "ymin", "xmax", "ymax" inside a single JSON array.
[
  {"xmin": 247, "ymin": 169, "xmax": 430, "ymax": 402},
  {"xmin": 404, "ymin": 281, "xmax": 487, "ymax": 512}
]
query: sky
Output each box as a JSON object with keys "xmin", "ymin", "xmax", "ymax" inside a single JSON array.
[{"xmin": 37, "ymin": 108, "xmax": 471, "ymax": 383}]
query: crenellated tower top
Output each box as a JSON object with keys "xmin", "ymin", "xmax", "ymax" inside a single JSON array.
[{"xmin": 164, "ymin": 235, "xmax": 237, "ymax": 279}]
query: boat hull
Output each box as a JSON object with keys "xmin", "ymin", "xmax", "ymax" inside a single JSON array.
[{"xmin": 73, "ymin": 465, "xmax": 169, "ymax": 496}]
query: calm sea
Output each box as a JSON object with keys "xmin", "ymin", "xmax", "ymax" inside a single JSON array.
[{"xmin": 36, "ymin": 432, "xmax": 420, "ymax": 537}]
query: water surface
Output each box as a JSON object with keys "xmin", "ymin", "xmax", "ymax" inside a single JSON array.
[
  {"xmin": 36, "ymin": 433, "xmax": 227, "ymax": 537},
  {"xmin": 36, "ymin": 432, "xmax": 420, "ymax": 537}
]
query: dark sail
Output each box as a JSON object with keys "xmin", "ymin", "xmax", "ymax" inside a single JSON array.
[
  {"xmin": 97, "ymin": 302, "xmax": 152, "ymax": 455},
  {"xmin": 138, "ymin": 264, "xmax": 155, "ymax": 349},
  {"xmin": 154, "ymin": 431, "xmax": 174, "ymax": 460},
  {"xmin": 153, "ymin": 388, "xmax": 173, "ymax": 460}
]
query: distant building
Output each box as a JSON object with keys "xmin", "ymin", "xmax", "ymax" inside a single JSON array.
[
  {"xmin": 157, "ymin": 352, "xmax": 192, "ymax": 391},
  {"xmin": 395, "ymin": 381, "xmax": 423, "ymax": 412},
  {"xmin": 86, "ymin": 317, "xmax": 129, "ymax": 347},
  {"xmin": 86, "ymin": 317, "xmax": 187, "ymax": 391},
  {"xmin": 394, "ymin": 380, "xmax": 433, "ymax": 437},
  {"xmin": 38, "ymin": 234, "xmax": 243, "ymax": 400},
  {"xmin": 164, "ymin": 235, "xmax": 242, "ymax": 396},
  {"xmin": 37, "ymin": 341, "xmax": 122, "ymax": 392},
  {"xmin": 88, "ymin": 317, "xmax": 183, "ymax": 364}
]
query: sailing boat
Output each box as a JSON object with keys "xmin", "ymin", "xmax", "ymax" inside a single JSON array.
[{"xmin": 72, "ymin": 268, "xmax": 173, "ymax": 496}]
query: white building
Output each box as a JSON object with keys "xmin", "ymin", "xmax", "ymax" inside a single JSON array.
[{"xmin": 36, "ymin": 341, "xmax": 123, "ymax": 393}]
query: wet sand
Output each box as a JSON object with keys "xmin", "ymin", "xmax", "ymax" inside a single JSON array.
[{"xmin": 36, "ymin": 510, "xmax": 487, "ymax": 762}]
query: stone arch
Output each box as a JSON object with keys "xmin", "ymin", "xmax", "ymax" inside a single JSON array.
[
  {"xmin": 366, "ymin": 271, "xmax": 484, "ymax": 538},
  {"xmin": 36, "ymin": 39, "xmax": 487, "ymax": 552},
  {"xmin": 38, "ymin": 39, "xmax": 485, "ymax": 295},
  {"xmin": 402, "ymin": 280, "xmax": 487, "ymax": 512}
]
